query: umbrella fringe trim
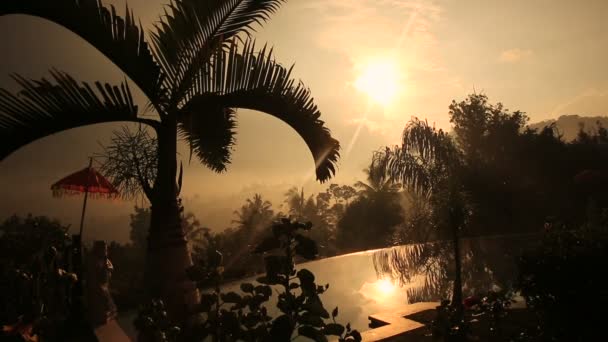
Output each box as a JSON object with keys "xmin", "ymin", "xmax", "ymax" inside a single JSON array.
[{"xmin": 52, "ymin": 188, "xmax": 119, "ymax": 199}]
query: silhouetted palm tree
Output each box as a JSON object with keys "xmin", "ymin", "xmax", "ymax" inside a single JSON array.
[
  {"xmin": 232, "ymin": 194, "xmax": 274, "ymax": 232},
  {"xmin": 0, "ymin": 0, "xmax": 340, "ymax": 318},
  {"xmin": 354, "ymin": 164, "xmax": 401, "ymax": 201},
  {"xmin": 284, "ymin": 187, "xmax": 310, "ymax": 218},
  {"xmin": 181, "ymin": 212, "xmax": 209, "ymax": 251},
  {"xmin": 372, "ymin": 118, "xmax": 466, "ymax": 314}
]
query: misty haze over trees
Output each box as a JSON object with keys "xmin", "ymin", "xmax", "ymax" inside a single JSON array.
[
  {"xmin": 3, "ymin": 84, "xmax": 608, "ymax": 340},
  {"xmin": 2, "ymin": 0, "xmax": 608, "ymax": 341}
]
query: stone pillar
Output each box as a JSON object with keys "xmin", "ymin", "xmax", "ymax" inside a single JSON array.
[{"xmin": 85, "ymin": 240, "xmax": 118, "ymax": 328}]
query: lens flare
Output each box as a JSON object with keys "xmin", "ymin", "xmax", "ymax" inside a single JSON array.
[{"xmin": 355, "ymin": 60, "xmax": 402, "ymax": 106}]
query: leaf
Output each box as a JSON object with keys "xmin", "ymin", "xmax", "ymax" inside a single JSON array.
[
  {"xmin": 277, "ymin": 295, "xmax": 292, "ymax": 314},
  {"xmin": 269, "ymin": 315, "xmax": 293, "ymax": 341},
  {"xmin": 248, "ymin": 294, "xmax": 269, "ymax": 311},
  {"xmin": 254, "ymin": 285, "xmax": 273, "ymax": 298},
  {"xmin": 295, "ymin": 234, "xmax": 319, "ymax": 260},
  {"xmin": 0, "ymin": 71, "xmax": 142, "ymax": 160},
  {"xmin": 264, "ymin": 255, "xmax": 290, "ymax": 279},
  {"xmin": 350, "ymin": 330, "xmax": 362, "ymax": 342},
  {"xmin": 178, "ymin": 106, "xmax": 236, "ymax": 172},
  {"xmin": 298, "ymin": 311, "xmax": 324, "ymax": 327},
  {"xmin": 176, "ymin": 161, "xmax": 183, "ymax": 195},
  {"xmin": 297, "ymin": 269, "xmax": 315, "ymax": 284},
  {"xmin": 253, "ymin": 235, "xmax": 281, "ymax": 253},
  {"xmin": 323, "ymin": 323, "xmax": 345, "ymax": 336},
  {"xmin": 240, "ymin": 283, "xmax": 254, "ymax": 293},
  {"xmin": 1, "ymin": 0, "xmax": 160, "ymax": 102},
  {"xmin": 153, "ymin": 0, "xmax": 288, "ymax": 102},
  {"xmin": 297, "ymin": 268, "xmax": 317, "ymax": 295},
  {"xmin": 241, "ymin": 312, "xmax": 258, "ymax": 328},
  {"xmin": 303, "ymin": 298, "xmax": 329, "ymax": 319},
  {"xmin": 199, "ymin": 293, "xmax": 216, "ymax": 312},
  {"xmin": 180, "ymin": 39, "xmax": 340, "ymax": 183},
  {"xmin": 332, "ymin": 307, "xmax": 339, "ymax": 318},
  {"xmin": 219, "ymin": 310, "xmax": 240, "ymax": 332},
  {"xmin": 256, "ymin": 276, "xmax": 281, "ymax": 286},
  {"xmin": 295, "ymin": 221, "xmax": 313, "ymax": 230},
  {"xmin": 298, "ymin": 326, "xmax": 328, "ymax": 342},
  {"xmin": 221, "ymin": 291, "xmax": 242, "ymax": 304}
]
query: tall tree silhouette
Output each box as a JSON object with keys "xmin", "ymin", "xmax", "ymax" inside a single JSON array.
[
  {"xmin": 283, "ymin": 187, "xmax": 336, "ymax": 255},
  {"xmin": 336, "ymin": 163, "xmax": 403, "ymax": 252},
  {"xmin": 232, "ymin": 193, "xmax": 274, "ymax": 233},
  {"xmin": 372, "ymin": 118, "xmax": 467, "ymax": 314},
  {"xmin": 354, "ymin": 163, "xmax": 401, "ymax": 201},
  {"xmin": 284, "ymin": 187, "xmax": 309, "ymax": 218},
  {"xmin": 0, "ymin": 0, "xmax": 340, "ymax": 318}
]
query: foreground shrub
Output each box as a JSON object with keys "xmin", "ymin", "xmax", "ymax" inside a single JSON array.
[
  {"xmin": 516, "ymin": 226, "xmax": 608, "ymax": 341},
  {"xmin": 136, "ymin": 219, "xmax": 361, "ymax": 341}
]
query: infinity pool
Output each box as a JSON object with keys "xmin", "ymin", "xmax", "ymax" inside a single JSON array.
[
  {"xmin": 220, "ymin": 249, "xmax": 417, "ymax": 332},
  {"xmin": 118, "ymin": 249, "xmax": 415, "ymax": 339}
]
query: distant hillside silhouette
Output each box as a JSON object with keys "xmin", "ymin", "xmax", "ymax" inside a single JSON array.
[{"xmin": 529, "ymin": 115, "xmax": 608, "ymax": 141}]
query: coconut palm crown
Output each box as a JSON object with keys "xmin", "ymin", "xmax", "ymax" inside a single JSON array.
[
  {"xmin": 0, "ymin": 0, "xmax": 340, "ymax": 319},
  {"xmin": 372, "ymin": 118, "xmax": 466, "ymax": 314}
]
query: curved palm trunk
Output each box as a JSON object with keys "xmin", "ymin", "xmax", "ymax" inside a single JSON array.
[{"xmin": 146, "ymin": 121, "xmax": 198, "ymax": 322}]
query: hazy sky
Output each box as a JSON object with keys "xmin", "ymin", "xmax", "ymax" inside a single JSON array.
[{"xmin": 1, "ymin": 0, "xmax": 608, "ymax": 242}]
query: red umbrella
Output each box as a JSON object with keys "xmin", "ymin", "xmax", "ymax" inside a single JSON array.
[{"xmin": 51, "ymin": 158, "xmax": 118, "ymax": 237}]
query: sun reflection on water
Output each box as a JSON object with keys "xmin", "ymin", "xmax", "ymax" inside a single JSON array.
[
  {"xmin": 376, "ymin": 278, "xmax": 396, "ymax": 296},
  {"xmin": 358, "ymin": 277, "xmax": 403, "ymax": 307}
]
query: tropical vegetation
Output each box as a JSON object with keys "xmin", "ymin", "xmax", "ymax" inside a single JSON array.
[{"xmin": 0, "ymin": 0, "xmax": 340, "ymax": 318}]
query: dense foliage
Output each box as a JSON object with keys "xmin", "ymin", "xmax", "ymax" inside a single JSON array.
[
  {"xmin": 0, "ymin": 215, "xmax": 89, "ymax": 341},
  {"xmin": 515, "ymin": 222, "xmax": 608, "ymax": 341},
  {"xmin": 136, "ymin": 219, "xmax": 361, "ymax": 341},
  {"xmin": 372, "ymin": 93, "xmax": 608, "ymax": 307}
]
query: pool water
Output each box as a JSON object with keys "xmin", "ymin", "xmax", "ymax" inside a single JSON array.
[
  {"xmin": 117, "ymin": 249, "xmax": 414, "ymax": 339},
  {"xmin": 220, "ymin": 249, "xmax": 417, "ymax": 333}
]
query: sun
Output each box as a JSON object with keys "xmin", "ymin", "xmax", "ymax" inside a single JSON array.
[
  {"xmin": 376, "ymin": 278, "xmax": 396, "ymax": 296},
  {"xmin": 354, "ymin": 60, "xmax": 402, "ymax": 106}
]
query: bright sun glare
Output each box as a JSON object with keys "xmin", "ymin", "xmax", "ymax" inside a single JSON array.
[
  {"xmin": 376, "ymin": 278, "xmax": 396, "ymax": 295},
  {"xmin": 354, "ymin": 60, "xmax": 402, "ymax": 106}
]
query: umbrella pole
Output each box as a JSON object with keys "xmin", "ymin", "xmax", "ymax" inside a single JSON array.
[
  {"xmin": 72, "ymin": 158, "xmax": 92, "ymax": 320},
  {"xmin": 78, "ymin": 188, "xmax": 90, "ymax": 237},
  {"xmin": 78, "ymin": 158, "xmax": 93, "ymax": 237}
]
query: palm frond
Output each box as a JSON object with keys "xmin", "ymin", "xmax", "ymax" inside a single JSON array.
[
  {"xmin": 1, "ymin": 0, "xmax": 161, "ymax": 102},
  {"xmin": 373, "ymin": 147, "xmax": 432, "ymax": 195},
  {"xmin": 178, "ymin": 40, "xmax": 340, "ymax": 182},
  {"xmin": 402, "ymin": 118, "xmax": 458, "ymax": 166},
  {"xmin": 372, "ymin": 119, "xmax": 462, "ymax": 195},
  {"xmin": 0, "ymin": 70, "xmax": 144, "ymax": 160},
  {"xmin": 149, "ymin": 0, "xmax": 285, "ymax": 97},
  {"xmin": 177, "ymin": 106, "xmax": 236, "ymax": 172},
  {"xmin": 96, "ymin": 126, "xmax": 157, "ymax": 201}
]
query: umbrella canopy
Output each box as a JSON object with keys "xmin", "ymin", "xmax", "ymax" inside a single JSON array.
[
  {"xmin": 50, "ymin": 159, "xmax": 119, "ymax": 314},
  {"xmin": 51, "ymin": 166, "xmax": 118, "ymax": 198},
  {"xmin": 51, "ymin": 159, "xmax": 119, "ymax": 238}
]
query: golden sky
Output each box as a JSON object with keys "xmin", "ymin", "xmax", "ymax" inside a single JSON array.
[{"xmin": 1, "ymin": 0, "xmax": 608, "ymax": 241}]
